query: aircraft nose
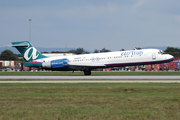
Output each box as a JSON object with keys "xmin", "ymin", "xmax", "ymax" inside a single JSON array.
[{"xmin": 166, "ymin": 54, "xmax": 174, "ymax": 61}]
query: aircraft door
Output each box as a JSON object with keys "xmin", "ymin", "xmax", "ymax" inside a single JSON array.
[{"xmin": 152, "ymin": 53, "xmax": 156, "ymax": 60}]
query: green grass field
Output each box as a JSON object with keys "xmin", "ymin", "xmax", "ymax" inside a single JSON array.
[
  {"xmin": 1, "ymin": 71, "xmax": 180, "ymax": 76},
  {"xmin": 0, "ymin": 83, "xmax": 180, "ymax": 120}
]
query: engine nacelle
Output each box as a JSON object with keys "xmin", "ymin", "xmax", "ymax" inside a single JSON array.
[{"xmin": 42, "ymin": 58, "xmax": 68, "ymax": 68}]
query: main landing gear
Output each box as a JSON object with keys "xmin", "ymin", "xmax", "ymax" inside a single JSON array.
[{"xmin": 84, "ymin": 69, "xmax": 91, "ymax": 75}]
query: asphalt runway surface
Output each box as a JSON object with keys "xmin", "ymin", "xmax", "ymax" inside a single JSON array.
[
  {"xmin": 0, "ymin": 75, "xmax": 180, "ymax": 83},
  {"xmin": 1, "ymin": 75, "xmax": 180, "ymax": 79}
]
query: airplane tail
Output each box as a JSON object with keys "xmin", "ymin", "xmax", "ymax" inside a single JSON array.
[{"xmin": 11, "ymin": 41, "xmax": 48, "ymax": 61}]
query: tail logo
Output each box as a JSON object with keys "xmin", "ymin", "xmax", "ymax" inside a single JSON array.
[{"xmin": 24, "ymin": 47, "xmax": 39, "ymax": 61}]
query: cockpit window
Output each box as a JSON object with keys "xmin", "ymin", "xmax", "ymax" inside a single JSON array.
[{"xmin": 158, "ymin": 50, "xmax": 164, "ymax": 54}]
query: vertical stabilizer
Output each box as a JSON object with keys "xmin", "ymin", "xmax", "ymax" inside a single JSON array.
[{"xmin": 11, "ymin": 41, "xmax": 47, "ymax": 61}]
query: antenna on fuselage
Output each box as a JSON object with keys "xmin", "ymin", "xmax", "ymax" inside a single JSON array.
[{"xmin": 134, "ymin": 47, "xmax": 141, "ymax": 50}]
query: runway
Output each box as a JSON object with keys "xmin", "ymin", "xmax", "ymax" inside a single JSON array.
[
  {"xmin": 1, "ymin": 75, "xmax": 180, "ymax": 79},
  {"xmin": 0, "ymin": 75, "xmax": 180, "ymax": 83}
]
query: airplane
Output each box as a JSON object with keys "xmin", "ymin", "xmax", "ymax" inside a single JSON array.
[{"xmin": 11, "ymin": 41, "xmax": 174, "ymax": 75}]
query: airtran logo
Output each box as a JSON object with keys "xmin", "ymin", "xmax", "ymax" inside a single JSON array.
[
  {"xmin": 24, "ymin": 47, "xmax": 39, "ymax": 61},
  {"xmin": 121, "ymin": 51, "xmax": 143, "ymax": 56}
]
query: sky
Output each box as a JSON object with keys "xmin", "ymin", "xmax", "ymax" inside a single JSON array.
[{"xmin": 1, "ymin": 0, "xmax": 180, "ymax": 52}]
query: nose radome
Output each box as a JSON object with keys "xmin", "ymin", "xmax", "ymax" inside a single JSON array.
[{"xmin": 166, "ymin": 54, "xmax": 174, "ymax": 60}]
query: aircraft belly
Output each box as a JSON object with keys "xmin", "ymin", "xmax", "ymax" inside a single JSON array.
[{"xmin": 69, "ymin": 63, "xmax": 105, "ymax": 67}]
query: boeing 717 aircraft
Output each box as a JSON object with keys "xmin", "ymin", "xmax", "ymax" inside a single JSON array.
[{"xmin": 11, "ymin": 41, "xmax": 174, "ymax": 75}]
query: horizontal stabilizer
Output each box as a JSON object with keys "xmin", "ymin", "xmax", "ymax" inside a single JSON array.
[
  {"xmin": 11, "ymin": 42, "xmax": 29, "ymax": 47},
  {"xmin": 6, "ymin": 44, "xmax": 28, "ymax": 47},
  {"xmin": 12, "ymin": 44, "xmax": 29, "ymax": 47}
]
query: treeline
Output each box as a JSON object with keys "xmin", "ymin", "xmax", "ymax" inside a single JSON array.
[
  {"xmin": 0, "ymin": 50, "xmax": 24, "ymax": 61},
  {"xmin": 44, "ymin": 47, "xmax": 111, "ymax": 54},
  {"xmin": 49, "ymin": 48, "xmax": 89, "ymax": 54},
  {"xmin": 164, "ymin": 47, "xmax": 180, "ymax": 58}
]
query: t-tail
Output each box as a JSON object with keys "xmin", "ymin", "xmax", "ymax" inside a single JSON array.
[{"xmin": 11, "ymin": 41, "xmax": 48, "ymax": 61}]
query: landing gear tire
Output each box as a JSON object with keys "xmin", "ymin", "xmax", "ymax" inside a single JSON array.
[{"xmin": 84, "ymin": 70, "xmax": 91, "ymax": 75}]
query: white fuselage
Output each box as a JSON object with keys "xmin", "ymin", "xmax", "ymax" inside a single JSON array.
[{"xmin": 36, "ymin": 49, "xmax": 174, "ymax": 69}]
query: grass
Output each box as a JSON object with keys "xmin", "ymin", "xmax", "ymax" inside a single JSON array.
[
  {"xmin": 0, "ymin": 83, "xmax": 180, "ymax": 120},
  {"xmin": 1, "ymin": 71, "xmax": 180, "ymax": 76},
  {"xmin": 0, "ymin": 79, "xmax": 180, "ymax": 81}
]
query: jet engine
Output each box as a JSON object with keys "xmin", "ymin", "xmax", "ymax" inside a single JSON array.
[{"xmin": 42, "ymin": 58, "xmax": 68, "ymax": 68}]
